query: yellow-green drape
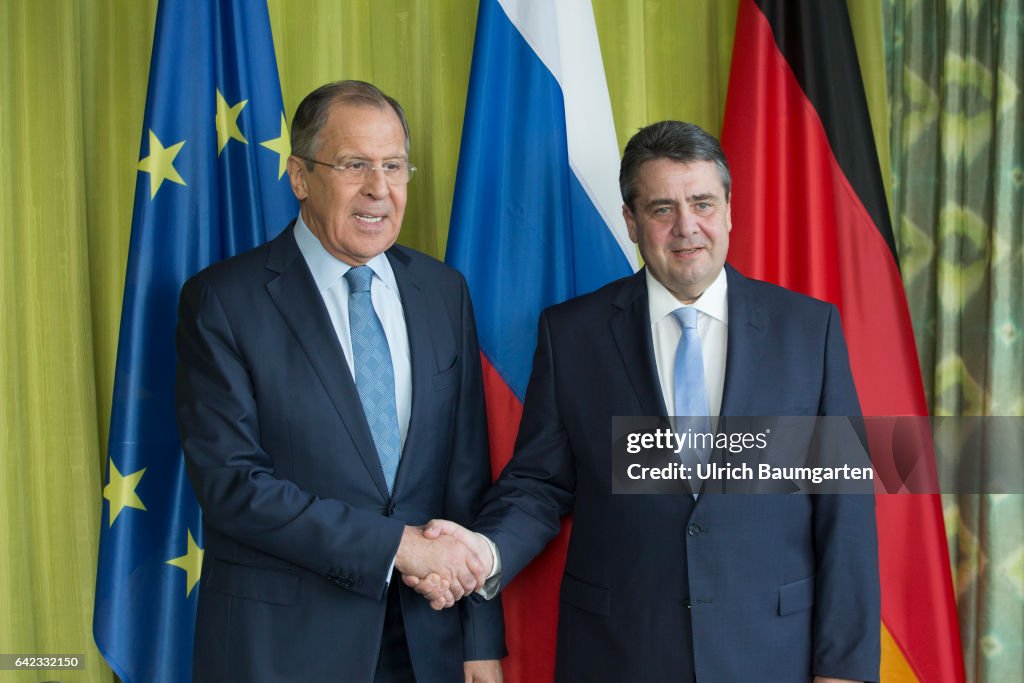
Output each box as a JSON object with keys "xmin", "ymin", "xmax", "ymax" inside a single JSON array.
[
  {"xmin": 3, "ymin": 2, "xmax": 108, "ymax": 681},
  {"xmin": 0, "ymin": 2, "xmax": 913, "ymax": 681}
]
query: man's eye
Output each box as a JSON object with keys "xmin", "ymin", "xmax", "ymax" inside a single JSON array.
[
  {"xmin": 654, "ymin": 206, "xmax": 671, "ymax": 215},
  {"xmin": 695, "ymin": 202, "xmax": 712, "ymax": 211},
  {"xmin": 382, "ymin": 161, "xmax": 403, "ymax": 173},
  {"xmin": 345, "ymin": 161, "xmax": 369, "ymax": 171}
]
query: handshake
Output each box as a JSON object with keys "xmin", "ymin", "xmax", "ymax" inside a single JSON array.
[{"xmin": 395, "ymin": 519, "xmax": 494, "ymax": 610}]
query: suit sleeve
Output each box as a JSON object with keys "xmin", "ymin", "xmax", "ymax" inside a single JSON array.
[
  {"xmin": 443, "ymin": 275, "xmax": 508, "ymax": 661},
  {"xmin": 175, "ymin": 275, "xmax": 405, "ymax": 601},
  {"xmin": 473, "ymin": 310, "xmax": 576, "ymax": 587},
  {"xmin": 812, "ymin": 305, "xmax": 882, "ymax": 681}
]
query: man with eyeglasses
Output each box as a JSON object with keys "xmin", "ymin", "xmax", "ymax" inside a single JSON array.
[{"xmin": 176, "ymin": 80, "xmax": 505, "ymax": 682}]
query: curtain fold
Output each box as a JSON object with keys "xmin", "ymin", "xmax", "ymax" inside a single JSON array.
[
  {"xmin": 1, "ymin": 2, "xmax": 109, "ymax": 680},
  {"xmin": 885, "ymin": 0, "xmax": 1023, "ymax": 680},
  {"xmin": 1, "ymin": 1, "xmax": 1016, "ymax": 680}
]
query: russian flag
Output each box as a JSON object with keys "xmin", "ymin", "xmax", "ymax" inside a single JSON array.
[{"xmin": 446, "ymin": 0, "xmax": 636, "ymax": 678}]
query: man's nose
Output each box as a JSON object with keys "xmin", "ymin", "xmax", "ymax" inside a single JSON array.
[
  {"xmin": 671, "ymin": 210, "xmax": 699, "ymax": 236},
  {"xmin": 361, "ymin": 167, "xmax": 390, "ymax": 198}
]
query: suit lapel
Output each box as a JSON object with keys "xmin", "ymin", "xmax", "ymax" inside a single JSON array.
[
  {"xmin": 610, "ymin": 270, "xmax": 668, "ymax": 417},
  {"xmin": 386, "ymin": 248, "xmax": 434, "ymax": 492},
  {"xmin": 720, "ymin": 264, "xmax": 768, "ymax": 417},
  {"xmin": 264, "ymin": 228, "xmax": 390, "ymax": 499}
]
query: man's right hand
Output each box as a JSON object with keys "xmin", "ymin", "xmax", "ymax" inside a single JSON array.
[
  {"xmin": 401, "ymin": 520, "xmax": 495, "ymax": 609},
  {"xmin": 395, "ymin": 524, "xmax": 490, "ymax": 609}
]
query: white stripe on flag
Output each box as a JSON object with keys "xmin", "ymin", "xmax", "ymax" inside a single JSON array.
[{"xmin": 498, "ymin": 0, "xmax": 639, "ymax": 271}]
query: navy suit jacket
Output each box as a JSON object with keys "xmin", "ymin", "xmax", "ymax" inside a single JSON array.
[
  {"xmin": 176, "ymin": 225, "xmax": 505, "ymax": 682},
  {"xmin": 474, "ymin": 265, "xmax": 880, "ymax": 682}
]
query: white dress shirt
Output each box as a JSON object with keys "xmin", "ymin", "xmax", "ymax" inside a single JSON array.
[
  {"xmin": 293, "ymin": 215, "xmax": 412, "ymax": 450},
  {"xmin": 647, "ymin": 267, "xmax": 729, "ymax": 420}
]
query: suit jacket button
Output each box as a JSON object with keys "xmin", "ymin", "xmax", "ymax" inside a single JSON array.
[
  {"xmin": 687, "ymin": 524, "xmax": 701, "ymax": 536},
  {"xmin": 387, "ymin": 504, "xmax": 397, "ymax": 516}
]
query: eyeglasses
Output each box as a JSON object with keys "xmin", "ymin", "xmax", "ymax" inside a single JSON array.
[{"xmin": 298, "ymin": 156, "xmax": 416, "ymax": 185}]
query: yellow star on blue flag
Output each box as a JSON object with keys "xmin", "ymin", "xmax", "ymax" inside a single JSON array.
[
  {"xmin": 216, "ymin": 89, "xmax": 248, "ymax": 154},
  {"xmin": 102, "ymin": 459, "xmax": 147, "ymax": 526},
  {"xmin": 260, "ymin": 113, "xmax": 291, "ymax": 179},
  {"xmin": 138, "ymin": 130, "xmax": 186, "ymax": 198},
  {"xmin": 166, "ymin": 530, "xmax": 204, "ymax": 597}
]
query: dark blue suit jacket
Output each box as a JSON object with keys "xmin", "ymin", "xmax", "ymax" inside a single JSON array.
[
  {"xmin": 474, "ymin": 265, "xmax": 880, "ymax": 682},
  {"xmin": 176, "ymin": 225, "xmax": 505, "ymax": 682}
]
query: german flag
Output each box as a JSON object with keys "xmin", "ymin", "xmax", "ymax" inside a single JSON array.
[{"xmin": 721, "ymin": 1, "xmax": 964, "ymax": 680}]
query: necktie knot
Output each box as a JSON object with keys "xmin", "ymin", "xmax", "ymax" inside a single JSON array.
[
  {"xmin": 671, "ymin": 306, "xmax": 698, "ymax": 330},
  {"xmin": 344, "ymin": 265, "xmax": 374, "ymax": 294}
]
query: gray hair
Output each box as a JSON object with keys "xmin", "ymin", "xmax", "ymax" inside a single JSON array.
[
  {"xmin": 619, "ymin": 121, "xmax": 731, "ymax": 209},
  {"xmin": 290, "ymin": 80, "xmax": 410, "ymax": 169}
]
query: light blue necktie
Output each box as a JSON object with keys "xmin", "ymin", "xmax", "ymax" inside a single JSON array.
[
  {"xmin": 345, "ymin": 266, "xmax": 401, "ymax": 493},
  {"xmin": 671, "ymin": 307, "xmax": 712, "ymax": 482}
]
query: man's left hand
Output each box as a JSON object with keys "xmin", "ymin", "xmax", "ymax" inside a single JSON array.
[
  {"xmin": 464, "ymin": 659, "xmax": 502, "ymax": 682},
  {"xmin": 813, "ymin": 677, "xmax": 861, "ymax": 683}
]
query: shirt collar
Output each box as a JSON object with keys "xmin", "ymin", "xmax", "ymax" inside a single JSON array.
[
  {"xmin": 646, "ymin": 266, "xmax": 729, "ymax": 326},
  {"xmin": 293, "ymin": 213, "xmax": 398, "ymax": 293}
]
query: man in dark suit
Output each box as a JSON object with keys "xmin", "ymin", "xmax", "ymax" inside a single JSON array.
[
  {"xmin": 176, "ymin": 81, "xmax": 504, "ymax": 682},
  {"xmin": 412, "ymin": 121, "xmax": 880, "ymax": 681}
]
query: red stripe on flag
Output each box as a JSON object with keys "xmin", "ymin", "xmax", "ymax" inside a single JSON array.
[
  {"xmin": 480, "ymin": 353, "xmax": 524, "ymax": 478},
  {"xmin": 722, "ymin": 1, "xmax": 963, "ymax": 681},
  {"xmin": 480, "ymin": 353, "xmax": 569, "ymax": 682},
  {"xmin": 876, "ymin": 495, "xmax": 963, "ymax": 681}
]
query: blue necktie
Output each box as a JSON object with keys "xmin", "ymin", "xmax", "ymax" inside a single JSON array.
[
  {"xmin": 345, "ymin": 266, "xmax": 401, "ymax": 493},
  {"xmin": 671, "ymin": 307, "xmax": 711, "ymax": 479}
]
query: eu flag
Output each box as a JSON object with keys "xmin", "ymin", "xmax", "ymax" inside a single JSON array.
[{"xmin": 93, "ymin": 1, "xmax": 296, "ymax": 680}]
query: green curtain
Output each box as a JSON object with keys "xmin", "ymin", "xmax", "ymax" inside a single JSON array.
[
  {"xmin": 2, "ymin": 2, "xmax": 109, "ymax": 681},
  {"xmin": 885, "ymin": 0, "xmax": 1023, "ymax": 681},
  {"xmin": 0, "ymin": 1, "xmax": 1011, "ymax": 681}
]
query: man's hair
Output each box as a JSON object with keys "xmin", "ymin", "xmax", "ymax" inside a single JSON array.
[
  {"xmin": 619, "ymin": 121, "xmax": 731, "ymax": 209},
  {"xmin": 291, "ymin": 80, "xmax": 410, "ymax": 169}
]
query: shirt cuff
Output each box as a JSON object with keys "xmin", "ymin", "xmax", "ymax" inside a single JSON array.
[
  {"xmin": 385, "ymin": 552, "xmax": 397, "ymax": 587},
  {"xmin": 474, "ymin": 532, "xmax": 501, "ymax": 599}
]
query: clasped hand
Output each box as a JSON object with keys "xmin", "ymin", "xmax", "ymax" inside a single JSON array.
[{"xmin": 395, "ymin": 520, "xmax": 492, "ymax": 610}]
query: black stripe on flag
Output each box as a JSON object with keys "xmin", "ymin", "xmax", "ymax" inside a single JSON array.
[{"xmin": 753, "ymin": 0, "xmax": 898, "ymax": 264}]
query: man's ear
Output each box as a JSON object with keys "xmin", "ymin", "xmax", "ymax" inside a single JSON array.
[
  {"xmin": 286, "ymin": 156, "xmax": 309, "ymax": 201},
  {"xmin": 623, "ymin": 204, "xmax": 639, "ymax": 244}
]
